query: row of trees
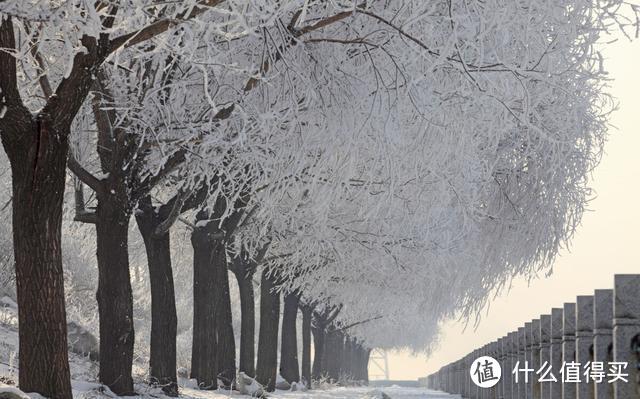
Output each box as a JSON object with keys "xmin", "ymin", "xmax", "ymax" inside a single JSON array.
[{"xmin": 0, "ymin": 1, "xmax": 635, "ymax": 398}]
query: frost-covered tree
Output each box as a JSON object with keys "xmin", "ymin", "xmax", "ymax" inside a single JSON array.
[{"xmin": 0, "ymin": 0, "xmax": 636, "ymax": 397}]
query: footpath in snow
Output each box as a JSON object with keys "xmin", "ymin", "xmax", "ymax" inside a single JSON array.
[{"xmin": 0, "ymin": 384, "xmax": 459, "ymax": 399}]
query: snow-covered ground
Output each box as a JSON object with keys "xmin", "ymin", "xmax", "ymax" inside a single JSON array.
[
  {"xmin": 0, "ymin": 297, "xmax": 456, "ymax": 399},
  {"xmin": 69, "ymin": 385, "xmax": 459, "ymax": 399}
]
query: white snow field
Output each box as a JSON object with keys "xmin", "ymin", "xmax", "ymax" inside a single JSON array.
[
  {"xmin": 0, "ymin": 384, "xmax": 458, "ymax": 399},
  {"xmin": 0, "ymin": 298, "xmax": 457, "ymax": 399}
]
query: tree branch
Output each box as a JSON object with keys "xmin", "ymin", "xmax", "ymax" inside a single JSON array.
[
  {"xmin": 23, "ymin": 22, "xmax": 53, "ymax": 99},
  {"xmin": 74, "ymin": 211, "xmax": 98, "ymax": 224},
  {"xmin": 336, "ymin": 316, "xmax": 383, "ymax": 332},
  {"xmin": 154, "ymin": 189, "xmax": 192, "ymax": 237},
  {"xmin": 0, "ymin": 16, "xmax": 30, "ymax": 142},
  {"xmin": 90, "ymin": 70, "xmax": 118, "ymax": 172},
  {"xmin": 244, "ymin": 6, "xmax": 358, "ymax": 91},
  {"xmin": 108, "ymin": 0, "xmax": 225, "ymax": 53},
  {"xmin": 67, "ymin": 154, "xmax": 104, "ymax": 193}
]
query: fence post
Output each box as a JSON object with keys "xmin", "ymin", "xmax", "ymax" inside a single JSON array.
[
  {"xmin": 525, "ymin": 322, "xmax": 534, "ymax": 399},
  {"xmin": 575, "ymin": 295, "xmax": 594, "ymax": 399},
  {"xmin": 491, "ymin": 341, "xmax": 499, "ymax": 399},
  {"xmin": 483, "ymin": 344, "xmax": 489, "ymax": 399},
  {"xmin": 460, "ymin": 358, "xmax": 464, "ymax": 396},
  {"xmin": 483, "ymin": 345, "xmax": 490, "ymax": 399},
  {"xmin": 593, "ymin": 289, "xmax": 613, "ymax": 399},
  {"xmin": 562, "ymin": 302, "xmax": 577, "ymax": 399},
  {"xmin": 451, "ymin": 363, "xmax": 455, "ymax": 393},
  {"xmin": 518, "ymin": 326, "xmax": 527, "ymax": 399},
  {"xmin": 498, "ymin": 337, "xmax": 505, "ymax": 399},
  {"xmin": 613, "ymin": 274, "xmax": 640, "ymax": 399},
  {"xmin": 470, "ymin": 352, "xmax": 476, "ymax": 398},
  {"xmin": 530, "ymin": 319, "xmax": 541, "ymax": 399},
  {"xmin": 475, "ymin": 348, "xmax": 482, "ymax": 399},
  {"xmin": 540, "ymin": 314, "xmax": 552, "ymax": 399},
  {"xmin": 512, "ymin": 329, "xmax": 519, "ymax": 398},
  {"xmin": 551, "ymin": 307, "xmax": 564, "ymax": 399}
]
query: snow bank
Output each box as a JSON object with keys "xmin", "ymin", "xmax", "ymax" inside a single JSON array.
[{"xmin": 0, "ymin": 385, "xmax": 30, "ymax": 399}]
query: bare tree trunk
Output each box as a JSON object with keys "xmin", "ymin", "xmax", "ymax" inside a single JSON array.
[
  {"xmin": 323, "ymin": 327, "xmax": 343, "ymax": 383},
  {"xmin": 342, "ymin": 337, "xmax": 352, "ymax": 382},
  {"xmin": 256, "ymin": 269, "xmax": 280, "ymax": 392},
  {"xmin": 190, "ymin": 219, "xmax": 218, "ymax": 389},
  {"xmin": 301, "ymin": 306, "xmax": 312, "ymax": 387},
  {"xmin": 280, "ymin": 292, "xmax": 300, "ymax": 383},
  {"xmin": 2, "ymin": 117, "xmax": 73, "ymax": 399},
  {"xmin": 215, "ymin": 251, "xmax": 236, "ymax": 388},
  {"xmin": 311, "ymin": 325, "xmax": 326, "ymax": 381},
  {"xmin": 354, "ymin": 346, "xmax": 371, "ymax": 383},
  {"xmin": 135, "ymin": 199, "xmax": 178, "ymax": 396},
  {"xmin": 230, "ymin": 254, "xmax": 256, "ymax": 377},
  {"xmin": 95, "ymin": 196, "xmax": 135, "ymax": 395}
]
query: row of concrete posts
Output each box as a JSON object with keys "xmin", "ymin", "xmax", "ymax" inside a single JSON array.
[{"xmin": 424, "ymin": 274, "xmax": 640, "ymax": 398}]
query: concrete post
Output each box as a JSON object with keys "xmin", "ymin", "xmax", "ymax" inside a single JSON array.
[
  {"xmin": 434, "ymin": 369, "xmax": 439, "ymax": 391},
  {"xmin": 613, "ymin": 274, "xmax": 640, "ymax": 399},
  {"xmin": 463, "ymin": 357, "xmax": 467, "ymax": 396},
  {"xmin": 519, "ymin": 326, "xmax": 527, "ymax": 399},
  {"xmin": 441, "ymin": 366, "xmax": 446, "ymax": 392},
  {"xmin": 540, "ymin": 314, "xmax": 552, "ymax": 399},
  {"xmin": 447, "ymin": 363, "xmax": 452, "ymax": 394},
  {"xmin": 575, "ymin": 295, "xmax": 594, "ymax": 399},
  {"xmin": 457, "ymin": 357, "xmax": 462, "ymax": 397},
  {"xmin": 453, "ymin": 362, "xmax": 457, "ymax": 394},
  {"xmin": 475, "ymin": 348, "xmax": 482, "ymax": 399},
  {"xmin": 525, "ymin": 322, "xmax": 534, "ymax": 399},
  {"xmin": 593, "ymin": 289, "xmax": 613, "ymax": 399},
  {"xmin": 490, "ymin": 341, "xmax": 499, "ymax": 399},
  {"xmin": 451, "ymin": 361, "xmax": 457, "ymax": 395},
  {"xmin": 498, "ymin": 338, "xmax": 505, "ymax": 399},
  {"xmin": 466, "ymin": 352, "xmax": 472, "ymax": 399},
  {"xmin": 458, "ymin": 357, "xmax": 465, "ymax": 396},
  {"xmin": 471, "ymin": 352, "xmax": 477, "ymax": 398},
  {"xmin": 551, "ymin": 307, "xmax": 564, "ymax": 399},
  {"xmin": 467, "ymin": 350, "xmax": 473, "ymax": 398},
  {"xmin": 530, "ymin": 319, "xmax": 541, "ymax": 399},
  {"xmin": 562, "ymin": 302, "xmax": 577, "ymax": 399},
  {"xmin": 507, "ymin": 331, "xmax": 518, "ymax": 399},
  {"xmin": 482, "ymin": 344, "xmax": 489, "ymax": 399},
  {"xmin": 443, "ymin": 364, "xmax": 448, "ymax": 393}
]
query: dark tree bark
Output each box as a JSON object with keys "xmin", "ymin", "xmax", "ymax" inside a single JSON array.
[
  {"xmin": 190, "ymin": 217, "xmax": 219, "ymax": 389},
  {"xmin": 0, "ymin": 11, "xmax": 245, "ymax": 399},
  {"xmin": 352, "ymin": 345, "xmax": 371, "ymax": 383},
  {"xmin": 135, "ymin": 197, "xmax": 178, "ymax": 396},
  {"xmin": 280, "ymin": 292, "xmax": 300, "ymax": 383},
  {"xmin": 256, "ymin": 269, "xmax": 281, "ymax": 392},
  {"xmin": 311, "ymin": 306, "xmax": 341, "ymax": 382},
  {"xmin": 190, "ymin": 194, "xmax": 246, "ymax": 389},
  {"xmin": 2, "ymin": 106, "xmax": 73, "ymax": 399},
  {"xmin": 323, "ymin": 327, "xmax": 344, "ymax": 383},
  {"xmin": 215, "ymin": 252, "xmax": 236, "ymax": 388},
  {"xmin": 363, "ymin": 348, "xmax": 371, "ymax": 383},
  {"xmin": 311, "ymin": 325, "xmax": 326, "ymax": 381},
  {"xmin": 342, "ymin": 337, "xmax": 353, "ymax": 381},
  {"xmin": 95, "ymin": 193, "xmax": 135, "ymax": 395},
  {"xmin": 0, "ymin": 16, "xmax": 108, "ymax": 399},
  {"xmin": 300, "ymin": 305, "xmax": 313, "ymax": 387},
  {"xmin": 230, "ymin": 250, "xmax": 257, "ymax": 378}
]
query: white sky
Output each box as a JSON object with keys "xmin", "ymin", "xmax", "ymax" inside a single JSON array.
[{"xmin": 382, "ymin": 33, "xmax": 640, "ymax": 381}]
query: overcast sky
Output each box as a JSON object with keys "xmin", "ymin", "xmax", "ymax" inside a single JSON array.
[{"xmin": 383, "ymin": 32, "xmax": 640, "ymax": 381}]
